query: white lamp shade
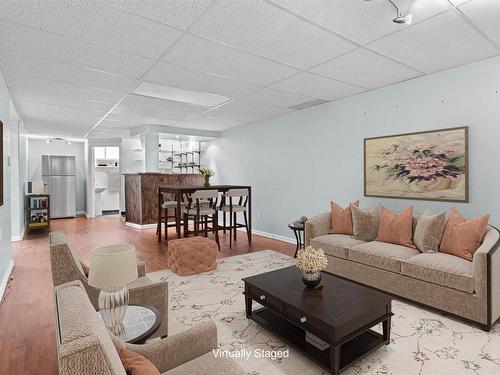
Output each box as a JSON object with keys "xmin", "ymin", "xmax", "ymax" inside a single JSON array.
[{"xmin": 88, "ymin": 244, "xmax": 138, "ymax": 288}]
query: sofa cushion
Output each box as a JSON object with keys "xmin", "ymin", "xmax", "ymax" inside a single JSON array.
[
  {"xmin": 402, "ymin": 253, "xmax": 473, "ymax": 293},
  {"xmin": 329, "ymin": 200, "xmax": 359, "ymax": 235},
  {"xmin": 164, "ymin": 352, "xmax": 244, "ymax": 375},
  {"xmin": 118, "ymin": 347, "xmax": 160, "ymax": 375},
  {"xmin": 351, "ymin": 204, "xmax": 381, "ymax": 241},
  {"xmin": 375, "ymin": 206, "xmax": 415, "ymax": 248},
  {"xmin": 350, "ymin": 241, "xmax": 420, "ymax": 273},
  {"xmin": 310, "ymin": 234, "xmax": 366, "ymax": 259}
]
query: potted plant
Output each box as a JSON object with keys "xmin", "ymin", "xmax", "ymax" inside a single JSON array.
[
  {"xmin": 199, "ymin": 167, "xmax": 215, "ymax": 187},
  {"xmin": 296, "ymin": 246, "xmax": 328, "ymax": 288}
]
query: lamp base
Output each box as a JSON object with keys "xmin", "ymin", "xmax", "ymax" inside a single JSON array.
[{"xmin": 98, "ymin": 285, "xmax": 129, "ymax": 329}]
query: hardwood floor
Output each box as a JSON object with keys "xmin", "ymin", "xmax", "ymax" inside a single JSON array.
[{"xmin": 0, "ymin": 216, "xmax": 295, "ymax": 375}]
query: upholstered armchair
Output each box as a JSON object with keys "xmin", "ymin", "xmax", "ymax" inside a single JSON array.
[{"xmin": 49, "ymin": 231, "xmax": 168, "ymax": 339}]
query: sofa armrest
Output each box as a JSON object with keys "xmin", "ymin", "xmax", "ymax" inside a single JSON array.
[
  {"xmin": 473, "ymin": 226, "xmax": 500, "ymax": 324},
  {"xmin": 137, "ymin": 259, "xmax": 146, "ymax": 277},
  {"xmin": 126, "ymin": 321, "xmax": 217, "ymax": 373},
  {"xmin": 305, "ymin": 212, "xmax": 330, "ymax": 247},
  {"xmin": 128, "ymin": 280, "xmax": 169, "ymax": 338}
]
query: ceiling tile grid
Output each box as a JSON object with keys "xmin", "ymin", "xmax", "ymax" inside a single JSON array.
[{"xmin": 0, "ymin": 0, "xmax": 497, "ymax": 138}]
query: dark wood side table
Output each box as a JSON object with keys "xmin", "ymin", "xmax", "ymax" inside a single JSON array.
[
  {"xmin": 288, "ymin": 222, "xmax": 304, "ymax": 257},
  {"xmin": 97, "ymin": 304, "xmax": 160, "ymax": 344},
  {"xmin": 243, "ymin": 267, "xmax": 393, "ymax": 375}
]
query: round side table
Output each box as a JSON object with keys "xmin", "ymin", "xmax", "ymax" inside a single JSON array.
[
  {"xmin": 97, "ymin": 304, "xmax": 160, "ymax": 344},
  {"xmin": 288, "ymin": 222, "xmax": 305, "ymax": 258}
]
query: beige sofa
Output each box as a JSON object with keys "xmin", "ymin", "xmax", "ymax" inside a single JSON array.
[
  {"xmin": 305, "ymin": 212, "xmax": 500, "ymax": 331},
  {"xmin": 54, "ymin": 280, "xmax": 244, "ymax": 375},
  {"xmin": 49, "ymin": 231, "xmax": 169, "ymax": 339}
]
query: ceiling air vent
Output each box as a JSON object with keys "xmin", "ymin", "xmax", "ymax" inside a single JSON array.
[{"xmin": 288, "ymin": 99, "xmax": 328, "ymax": 111}]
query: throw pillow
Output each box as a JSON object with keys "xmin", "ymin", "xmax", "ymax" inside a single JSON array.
[
  {"xmin": 376, "ymin": 206, "xmax": 415, "ymax": 248},
  {"xmin": 351, "ymin": 204, "xmax": 382, "ymax": 241},
  {"xmin": 440, "ymin": 208, "xmax": 490, "ymax": 261},
  {"xmin": 117, "ymin": 347, "xmax": 160, "ymax": 375},
  {"xmin": 413, "ymin": 211, "xmax": 447, "ymax": 253},
  {"xmin": 329, "ymin": 200, "xmax": 359, "ymax": 235}
]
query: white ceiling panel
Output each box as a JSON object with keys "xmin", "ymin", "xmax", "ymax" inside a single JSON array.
[
  {"xmin": 102, "ymin": 0, "xmax": 213, "ymax": 30},
  {"xmin": 310, "ymin": 48, "xmax": 422, "ymax": 89},
  {"xmin": 163, "ymin": 34, "xmax": 299, "ymax": 86},
  {"xmin": 242, "ymin": 88, "xmax": 314, "ymax": 108},
  {"xmin": 212, "ymin": 99, "xmax": 292, "ymax": 117},
  {"xmin": 368, "ymin": 10, "xmax": 499, "ymax": 74},
  {"xmin": 449, "ymin": 0, "xmax": 471, "ymax": 5},
  {"xmin": 174, "ymin": 117, "xmax": 242, "ymax": 131},
  {"xmin": 459, "ymin": 0, "xmax": 500, "ymax": 47},
  {"xmin": 195, "ymin": 106, "xmax": 265, "ymax": 124},
  {"xmin": 5, "ymin": 73, "xmax": 124, "ymax": 103},
  {"xmin": 12, "ymin": 90, "xmax": 112, "ymax": 113},
  {"xmin": 270, "ymin": 72, "xmax": 365, "ymax": 101},
  {"xmin": 0, "ymin": 50, "xmax": 136, "ymax": 93},
  {"xmin": 17, "ymin": 100, "xmax": 107, "ymax": 121},
  {"xmin": 110, "ymin": 94, "xmax": 209, "ymax": 123},
  {"xmin": 143, "ymin": 62, "xmax": 259, "ymax": 99},
  {"xmin": 0, "ymin": 21, "xmax": 154, "ymax": 78},
  {"xmin": 269, "ymin": 0, "xmax": 452, "ymax": 45},
  {"xmin": 25, "ymin": 119, "xmax": 91, "ymax": 137},
  {"xmin": 0, "ymin": 0, "xmax": 182, "ymax": 60},
  {"xmin": 189, "ymin": 0, "xmax": 357, "ymax": 69}
]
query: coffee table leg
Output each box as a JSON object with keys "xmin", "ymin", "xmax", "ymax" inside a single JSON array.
[
  {"xmin": 330, "ymin": 344, "xmax": 340, "ymax": 375},
  {"xmin": 245, "ymin": 295, "xmax": 252, "ymax": 319}
]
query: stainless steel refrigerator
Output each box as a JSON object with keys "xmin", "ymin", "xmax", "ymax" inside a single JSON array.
[{"xmin": 42, "ymin": 155, "xmax": 76, "ymax": 218}]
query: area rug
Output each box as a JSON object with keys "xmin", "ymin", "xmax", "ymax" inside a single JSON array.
[{"xmin": 148, "ymin": 250, "xmax": 500, "ymax": 375}]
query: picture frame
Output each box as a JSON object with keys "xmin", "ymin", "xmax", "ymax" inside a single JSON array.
[{"xmin": 364, "ymin": 126, "xmax": 469, "ymax": 202}]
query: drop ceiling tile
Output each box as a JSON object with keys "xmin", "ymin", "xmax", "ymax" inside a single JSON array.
[
  {"xmin": 243, "ymin": 88, "xmax": 314, "ymax": 108},
  {"xmin": 270, "ymin": 72, "xmax": 365, "ymax": 101},
  {"xmin": 163, "ymin": 34, "xmax": 299, "ymax": 86},
  {"xmin": 212, "ymin": 99, "xmax": 292, "ymax": 117},
  {"xmin": 0, "ymin": 50, "xmax": 136, "ymax": 93},
  {"xmin": 12, "ymin": 90, "xmax": 112, "ymax": 112},
  {"xmin": 368, "ymin": 11, "xmax": 498, "ymax": 74},
  {"xmin": 102, "ymin": 0, "xmax": 213, "ymax": 30},
  {"xmin": 270, "ymin": 0, "xmax": 451, "ymax": 45},
  {"xmin": 189, "ymin": 0, "xmax": 356, "ymax": 69},
  {"xmin": 175, "ymin": 117, "xmax": 241, "ymax": 131},
  {"xmin": 449, "ymin": 0, "xmax": 470, "ymax": 5},
  {"xmin": 310, "ymin": 48, "xmax": 422, "ymax": 89},
  {"xmin": 143, "ymin": 62, "xmax": 259, "ymax": 98},
  {"xmin": 110, "ymin": 94, "xmax": 208, "ymax": 123},
  {"xmin": 0, "ymin": 0, "xmax": 182, "ymax": 59},
  {"xmin": 0, "ymin": 21, "xmax": 154, "ymax": 78},
  {"xmin": 5, "ymin": 72, "xmax": 124, "ymax": 103},
  {"xmin": 459, "ymin": 0, "xmax": 500, "ymax": 47},
  {"xmin": 195, "ymin": 107, "xmax": 265, "ymax": 124},
  {"xmin": 17, "ymin": 100, "xmax": 106, "ymax": 120}
]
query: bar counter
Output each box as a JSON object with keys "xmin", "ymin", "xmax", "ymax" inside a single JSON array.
[{"xmin": 124, "ymin": 172, "xmax": 204, "ymax": 226}]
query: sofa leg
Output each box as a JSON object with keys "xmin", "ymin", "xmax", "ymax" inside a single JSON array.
[{"xmin": 480, "ymin": 323, "xmax": 492, "ymax": 332}]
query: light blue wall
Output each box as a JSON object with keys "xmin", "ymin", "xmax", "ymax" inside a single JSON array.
[
  {"xmin": 27, "ymin": 138, "xmax": 87, "ymax": 213},
  {"xmin": 206, "ymin": 55, "xmax": 500, "ymax": 239}
]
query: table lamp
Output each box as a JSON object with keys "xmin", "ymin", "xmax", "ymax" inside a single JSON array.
[{"xmin": 88, "ymin": 244, "xmax": 138, "ymax": 330}]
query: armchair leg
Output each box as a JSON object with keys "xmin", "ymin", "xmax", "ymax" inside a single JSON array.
[
  {"xmin": 213, "ymin": 213, "xmax": 221, "ymax": 251},
  {"xmin": 233, "ymin": 212, "xmax": 237, "ymax": 241},
  {"xmin": 243, "ymin": 211, "xmax": 250, "ymax": 244}
]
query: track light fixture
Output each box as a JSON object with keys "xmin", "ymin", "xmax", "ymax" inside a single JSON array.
[{"xmin": 387, "ymin": 0, "xmax": 412, "ymax": 24}]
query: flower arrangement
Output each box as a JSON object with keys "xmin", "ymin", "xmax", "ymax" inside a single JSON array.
[
  {"xmin": 375, "ymin": 143, "xmax": 465, "ymax": 187},
  {"xmin": 296, "ymin": 246, "xmax": 328, "ymax": 274},
  {"xmin": 199, "ymin": 167, "xmax": 215, "ymax": 187}
]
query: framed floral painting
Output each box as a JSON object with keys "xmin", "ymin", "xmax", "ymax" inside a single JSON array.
[{"xmin": 364, "ymin": 127, "xmax": 468, "ymax": 202}]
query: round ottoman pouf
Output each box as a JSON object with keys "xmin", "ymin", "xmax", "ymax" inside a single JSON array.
[{"xmin": 167, "ymin": 237, "xmax": 218, "ymax": 276}]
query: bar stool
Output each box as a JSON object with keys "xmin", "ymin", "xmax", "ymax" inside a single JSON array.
[
  {"xmin": 183, "ymin": 190, "xmax": 221, "ymax": 250},
  {"xmin": 156, "ymin": 196, "xmax": 187, "ymax": 243},
  {"xmin": 220, "ymin": 188, "xmax": 250, "ymax": 249}
]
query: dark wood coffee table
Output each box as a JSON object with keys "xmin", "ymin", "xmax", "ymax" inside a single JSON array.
[{"xmin": 242, "ymin": 266, "xmax": 392, "ymax": 374}]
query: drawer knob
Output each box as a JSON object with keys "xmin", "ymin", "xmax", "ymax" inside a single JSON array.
[
  {"xmin": 300, "ymin": 317, "xmax": 307, "ymax": 323},
  {"xmin": 260, "ymin": 295, "xmax": 266, "ymax": 300}
]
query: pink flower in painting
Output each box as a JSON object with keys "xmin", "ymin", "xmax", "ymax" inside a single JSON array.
[
  {"xmin": 434, "ymin": 148, "xmax": 457, "ymax": 157},
  {"xmin": 406, "ymin": 143, "xmax": 431, "ymax": 153},
  {"xmin": 404, "ymin": 157, "xmax": 446, "ymax": 178}
]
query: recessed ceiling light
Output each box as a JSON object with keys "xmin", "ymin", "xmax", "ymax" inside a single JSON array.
[{"xmin": 133, "ymin": 82, "xmax": 230, "ymax": 108}]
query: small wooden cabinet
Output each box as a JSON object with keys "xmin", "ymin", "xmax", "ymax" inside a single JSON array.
[{"xmin": 26, "ymin": 194, "xmax": 50, "ymax": 232}]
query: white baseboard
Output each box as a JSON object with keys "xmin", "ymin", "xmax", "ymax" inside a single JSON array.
[
  {"xmin": 11, "ymin": 235, "xmax": 23, "ymax": 241},
  {"xmin": 0, "ymin": 260, "xmax": 14, "ymax": 301},
  {"xmin": 245, "ymin": 228, "xmax": 296, "ymax": 244},
  {"xmin": 77, "ymin": 211, "xmax": 86, "ymax": 215},
  {"xmin": 125, "ymin": 222, "xmax": 157, "ymax": 230}
]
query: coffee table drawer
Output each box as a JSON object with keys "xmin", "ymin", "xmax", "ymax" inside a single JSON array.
[
  {"xmin": 283, "ymin": 304, "xmax": 328, "ymax": 340},
  {"xmin": 247, "ymin": 285, "xmax": 283, "ymax": 312}
]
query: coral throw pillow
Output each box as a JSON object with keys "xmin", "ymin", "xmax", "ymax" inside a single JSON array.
[
  {"xmin": 330, "ymin": 200, "xmax": 359, "ymax": 235},
  {"xmin": 376, "ymin": 206, "xmax": 415, "ymax": 248},
  {"xmin": 118, "ymin": 347, "xmax": 160, "ymax": 375},
  {"xmin": 440, "ymin": 208, "xmax": 490, "ymax": 261}
]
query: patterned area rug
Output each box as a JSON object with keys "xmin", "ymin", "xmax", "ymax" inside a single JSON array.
[{"xmin": 148, "ymin": 250, "xmax": 500, "ymax": 375}]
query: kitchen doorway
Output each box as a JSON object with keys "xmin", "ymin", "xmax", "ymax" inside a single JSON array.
[{"xmin": 92, "ymin": 146, "xmax": 120, "ymax": 217}]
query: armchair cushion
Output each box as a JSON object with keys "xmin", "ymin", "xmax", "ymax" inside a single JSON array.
[
  {"xmin": 164, "ymin": 352, "xmax": 244, "ymax": 375},
  {"xmin": 117, "ymin": 347, "xmax": 159, "ymax": 375}
]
